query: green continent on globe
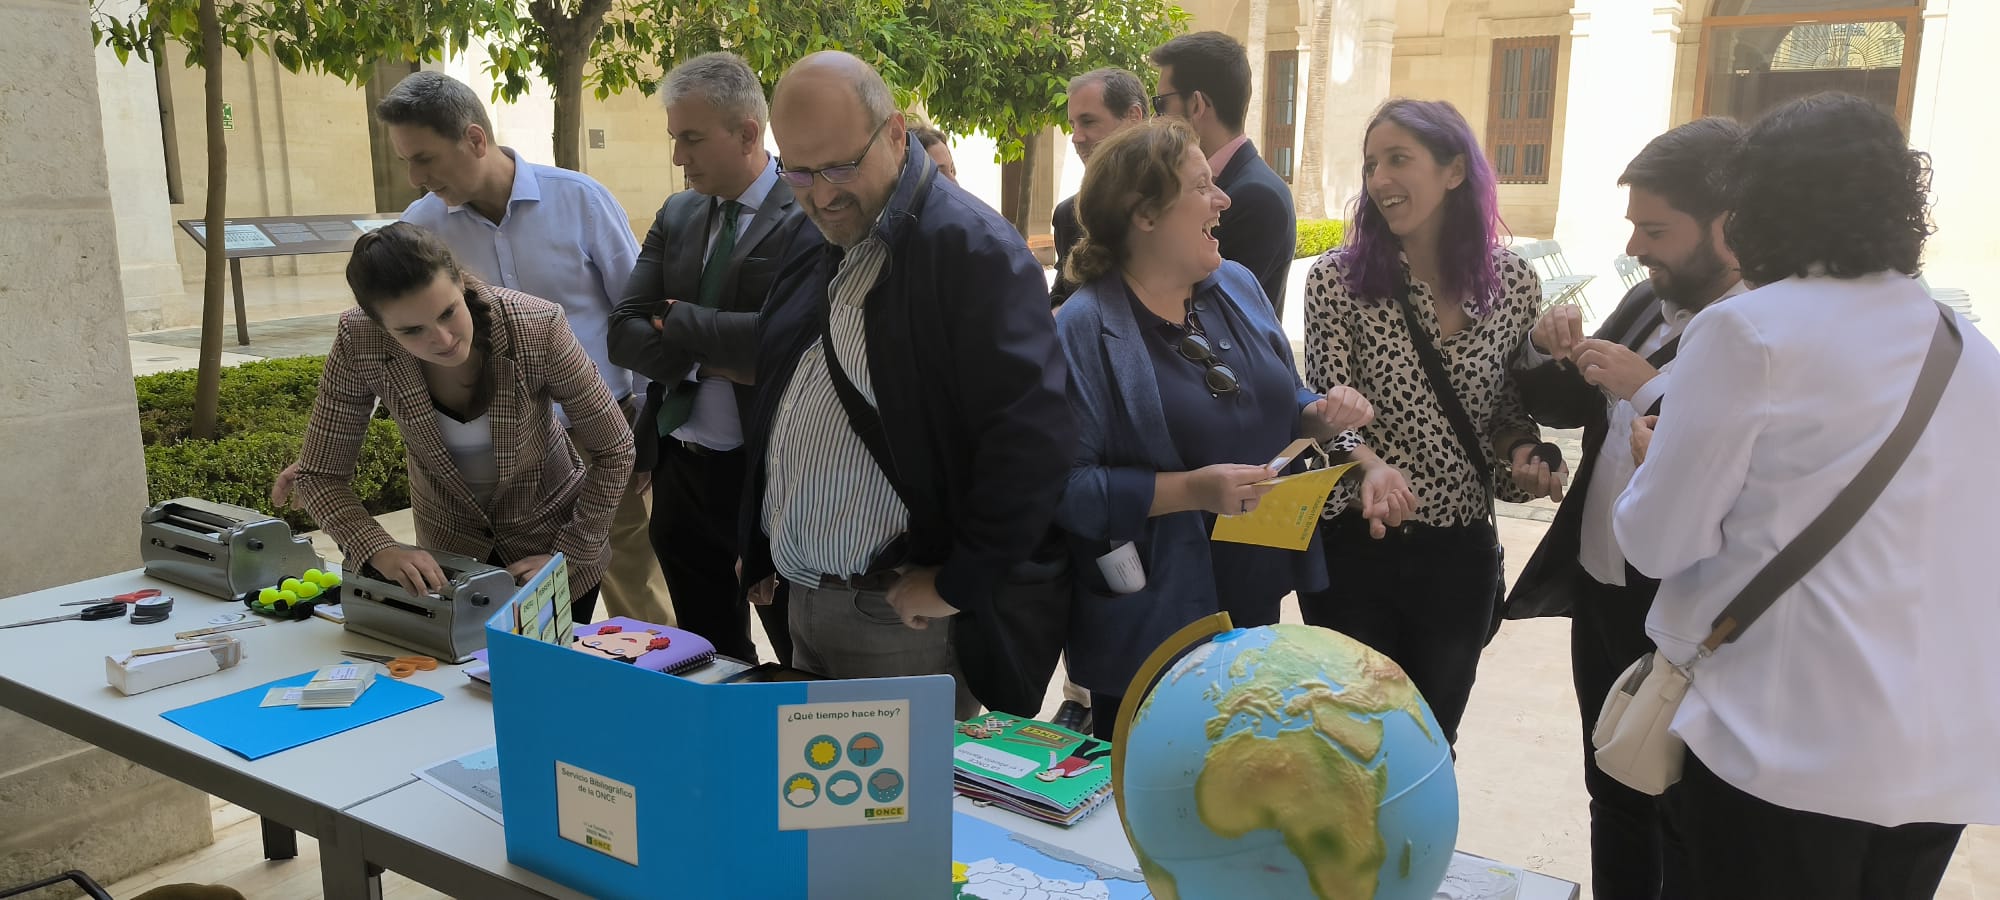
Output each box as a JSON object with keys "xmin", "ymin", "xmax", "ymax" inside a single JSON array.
[
  {"xmin": 1186, "ymin": 625, "xmax": 1439, "ymax": 899},
  {"xmin": 1204, "ymin": 625, "xmax": 1433, "ymax": 758},
  {"xmin": 1195, "ymin": 727, "xmax": 1391, "ymax": 899}
]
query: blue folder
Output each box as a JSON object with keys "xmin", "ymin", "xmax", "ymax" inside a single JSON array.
[
  {"xmin": 485, "ymin": 554, "xmax": 955, "ymax": 899},
  {"xmin": 161, "ymin": 668, "xmax": 443, "ymax": 760}
]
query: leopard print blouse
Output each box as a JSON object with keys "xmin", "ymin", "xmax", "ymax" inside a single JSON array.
[{"xmin": 1303, "ymin": 247, "xmax": 1543, "ymax": 527}]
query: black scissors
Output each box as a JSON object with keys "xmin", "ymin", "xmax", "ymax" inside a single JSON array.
[{"xmin": 0, "ymin": 603, "xmax": 127, "ymax": 629}]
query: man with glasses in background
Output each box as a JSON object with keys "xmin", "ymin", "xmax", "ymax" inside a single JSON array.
[
  {"xmin": 737, "ymin": 52, "xmax": 1075, "ymax": 717},
  {"xmin": 1049, "ymin": 68, "xmax": 1148, "ymax": 308},
  {"xmin": 1149, "ymin": 32, "xmax": 1297, "ymax": 318}
]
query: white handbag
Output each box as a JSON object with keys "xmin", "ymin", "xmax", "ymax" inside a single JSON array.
[{"xmin": 1591, "ymin": 303, "xmax": 1961, "ymax": 796}]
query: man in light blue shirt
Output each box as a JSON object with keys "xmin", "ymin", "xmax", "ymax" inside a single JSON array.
[{"xmin": 274, "ymin": 71, "xmax": 667, "ymax": 624}]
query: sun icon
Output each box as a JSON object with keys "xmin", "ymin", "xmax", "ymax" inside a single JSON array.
[
  {"xmin": 810, "ymin": 740, "xmax": 839, "ymax": 767},
  {"xmin": 788, "ymin": 776, "xmax": 815, "ymax": 793}
]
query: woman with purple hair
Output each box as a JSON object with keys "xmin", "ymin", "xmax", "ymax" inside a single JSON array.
[{"xmin": 1297, "ymin": 98, "xmax": 1561, "ymax": 745}]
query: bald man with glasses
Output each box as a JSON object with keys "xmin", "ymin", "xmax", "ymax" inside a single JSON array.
[{"xmin": 738, "ymin": 52, "xmax": 1075, "ymax": 717}]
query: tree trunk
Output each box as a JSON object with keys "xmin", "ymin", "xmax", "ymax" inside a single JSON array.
[
  {"xmin": 548, "ymin": 38, "xmax": 589, "ymax": 171},
  {"xmin": 1244, "ymin": 0, "xmax": 1269, "ymax": 150},
  {"xmin": 192, "ymin": 0, "xmax": 226, "ymax": 440},
  {"xmin": 529, "ymin": 0, "xmax": 612, "ymax": 172},
  {"xmin": 1293, "ymin": 0, "xmax": 1335, "ymax": 220},
  {"xmin": 1009, "ymin": 132, "xmax": 1041, "ymax": 238}
]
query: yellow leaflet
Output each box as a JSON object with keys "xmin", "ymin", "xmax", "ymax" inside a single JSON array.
[{"xmin": 1211, "ymin": 462, "xmax": 1357, "ymax": 551}]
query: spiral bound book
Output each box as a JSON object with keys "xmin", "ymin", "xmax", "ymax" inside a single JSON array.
[{"xmin": 571, "ymin": 617, "xmax": 716, "ymax": 673}]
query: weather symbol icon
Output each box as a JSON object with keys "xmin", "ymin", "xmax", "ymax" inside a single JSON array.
[
  {"xmin": 825, "ymin": 771, "xmax": 863, "ymax": 806},
  {"xmin": 866, "ymin": 768, "xmax": 904, "ymax": 803},
  {"xmin": 847, "ymin": 732, "xmax": 884, "ymax": 767},
  {"xmin": 783, "ymin": 773, "xmax": 820, "ymax": 808},
  {"xmin": 805, "ymin": 735, "xmax": 841, "ymax": 770}
]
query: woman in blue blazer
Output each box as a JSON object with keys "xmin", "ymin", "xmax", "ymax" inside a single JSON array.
[{"xmin": 1054, "ymin": 120, "xmax": 1374, "ymax": 739}]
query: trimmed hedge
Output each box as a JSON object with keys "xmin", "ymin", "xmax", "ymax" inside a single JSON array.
[
  {"xmin": 139, "ymin": 356, "xmax": 409, "ymax": 532},
  {"xmin": 1295, "ymin": 219, "xmax": 1345, "ymax": 259}
]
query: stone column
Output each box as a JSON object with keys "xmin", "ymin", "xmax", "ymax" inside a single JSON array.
[
  {"xmin": 1316, "ymin": 0, "xmax": 1397, "ymax": 221},
  {"xmin": 0, "ymin": 0, "xmax": 213, "ymax": 889},
  {"xmin": 1245, "ymin": 0, "xmax": 1269, "ymax": 150},
  {"xmin": 1549, "ymin": 1, "xmax": 1681, "ymax": 317},
  {"xmin": 1907, "ymin": 0, "xmax": 1997, "ymax": 320},
  {"xmin": 93, "ymin": 0, "xmax": 188, "ymax": 333}
]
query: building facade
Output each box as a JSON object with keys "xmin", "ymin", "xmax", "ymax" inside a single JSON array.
[{"xmin": 97, "ymin": 0, "xmax": 1997, "ymax": 331}]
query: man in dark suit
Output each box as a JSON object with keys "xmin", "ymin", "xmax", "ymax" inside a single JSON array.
[
  {"xmin": 1505, "ymin": 117, "xmax": 1745, "ymax": 900},
  {"xmin": 1050, "ymin": 68, "xmax": 1147, "ymax": 308},
  {"xmin": 608, "ymin": 52, "xmax": 806, "ymax": 665},
  {"xmin": 1148, "ymin": 31, "xmax": 1297, "ymax": 317}
]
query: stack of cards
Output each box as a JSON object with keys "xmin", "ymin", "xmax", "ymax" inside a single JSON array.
[{"xmin": 258, "ymin": 662, "xmax": 380, "ymax": 709}]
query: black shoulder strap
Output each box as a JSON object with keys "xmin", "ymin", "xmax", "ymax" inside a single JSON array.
[
  {"xmin": 1701, "ymin": 303, "xmax": 1962, "ymax": 652},
  {"xmin": 816, "ymin": 160, "xmax": 940, "ymax": 521},
  {"xmin": 1393, "ymin": 282, "xmax": 1494, "ymax": 489}
]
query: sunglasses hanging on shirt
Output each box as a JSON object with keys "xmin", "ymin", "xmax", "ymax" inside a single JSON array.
[{"xmin": 1170, "ymin": 307, "xmax": 1239, "ymax": 398}]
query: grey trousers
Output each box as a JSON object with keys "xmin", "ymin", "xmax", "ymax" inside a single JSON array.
[{"xmin": 789, "ymin": 582, "xmax": 981, "ymax": 720}]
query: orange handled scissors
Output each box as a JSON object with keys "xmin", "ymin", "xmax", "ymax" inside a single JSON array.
[
  {"xmin": 342, "ymin": 650, "xmax": 440, "ymax": 679},
  {"xmin": 61, "ymin": 589, "xmax": 163, "ymax": 607}
]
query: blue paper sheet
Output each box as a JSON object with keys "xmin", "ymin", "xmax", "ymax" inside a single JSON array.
[{"xmin": 161, "ymin": 667, "xmax": 443, "ymax": 760}]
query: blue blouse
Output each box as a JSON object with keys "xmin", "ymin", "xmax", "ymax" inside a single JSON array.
[
  {"xmin": 1054, "ymin": 261, "xmax": 1336, "ymax": 694},
  {"xmin": 1127, "ymin": 283, "xmax": 1307, "ymax": 619}
]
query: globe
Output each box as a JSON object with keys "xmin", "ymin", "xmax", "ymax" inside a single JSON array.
[{"xmin": 1115, "ymin": 621, "xmax": 1459, "ymax": 900}]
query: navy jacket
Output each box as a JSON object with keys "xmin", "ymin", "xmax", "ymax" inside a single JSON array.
[
  {"xmin": 1050, "ymin": 194, "xmax": 1082, "ymax": 307},
  {"xmin": 738, "ymin": 138, "xmax": 1077, "ymax": 617},
  {"xmin": 1215, "ymin": 140, "xmax": 1298, "ymax": 319},
  {"xmin": 1054, "ymin": 261, "xmax": 1326, "ymax": 693}
]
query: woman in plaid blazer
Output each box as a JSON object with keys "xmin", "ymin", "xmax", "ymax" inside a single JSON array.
[{"xmin": 295, "ymin": 223, "xmax": 635, "ymax": 616}]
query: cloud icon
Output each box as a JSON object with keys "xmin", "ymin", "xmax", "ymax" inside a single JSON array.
[
  {"xmin": 788, "ymin": 786, "xmax": 815, "ymax": 806},
  {"xmin": 829, "ymin": 777, "xmax": 860, "ymax": 799}
]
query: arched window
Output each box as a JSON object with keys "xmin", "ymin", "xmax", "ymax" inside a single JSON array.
[{"xmin": 1697, "ymin": 1, "xmax": 1922, "ymax": 126}]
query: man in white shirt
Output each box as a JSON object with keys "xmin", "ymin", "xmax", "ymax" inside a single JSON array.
[
  {"xmin": 275, "ymin": 72, "xmax": 660, "ymax": 624},
  {"xmin": 1505, "ymin": 117, "xmax": 1745, "ymax": 900},
  {"xmin": 1616, "ymin": 91, "xmax": 1999, "ymax": 900}
]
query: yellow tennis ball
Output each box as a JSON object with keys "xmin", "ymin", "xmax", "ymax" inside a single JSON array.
[
  {"xmin": 296, "ymin": 582, "xmax": 322, "ymax": 600},
  {"xmin": 259, "ymin": 587, "xmax": 281, "ymax": 604},
  {"xmin": 317, "ymin": 571, "xmax": 342, "ymax": 587},
  {"xmin": 280, "ymin": 578, "xmax": 303, "ymax": 593},
  {"xmin": 304, "ymin": 568, "xmax": 324, "ymax": 582},
  {"xmin": 277, "ymin": 589, "xmax": 298, "ymax": 603}
]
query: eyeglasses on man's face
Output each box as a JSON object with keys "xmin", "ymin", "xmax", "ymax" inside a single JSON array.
[{"xmin": 777, "ymin": 117, "xmax": 891, "ymax": 188}]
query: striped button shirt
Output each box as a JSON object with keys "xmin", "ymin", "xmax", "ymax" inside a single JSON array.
[{"xmin": 762, "ymin": 236, "xmax": 910, "ymax": 585}]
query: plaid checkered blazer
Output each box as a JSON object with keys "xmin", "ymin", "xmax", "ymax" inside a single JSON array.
[{"xmin": 296, "ymin": 282, "xmax": 636, "ymax": 599}]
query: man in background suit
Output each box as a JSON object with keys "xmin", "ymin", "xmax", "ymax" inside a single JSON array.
[
  {"xmin": 1050, "ymin": 68, "xmax": 1147, "ymax": 308},
  {"xmin": 1505, "ymin": 117, "xmax": 1746, "ymax": 900},
  {"xmin": 608, "ymin": 52, "xmax": 806, "ymax": 664},
  {"xmin": 1149, "ymin": 31, "xmax": 1297, "ymax": 317}
]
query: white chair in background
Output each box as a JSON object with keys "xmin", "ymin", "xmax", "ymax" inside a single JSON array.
[{"xmin": 1613, "ymin": 255, "xmax": 1646, "ymax": 290}]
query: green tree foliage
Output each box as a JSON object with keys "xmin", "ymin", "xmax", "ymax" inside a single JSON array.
[
  {"xmin": 910, "ymin": 0, "xmax": 1187, "ymax": 234},
  {"xmin": 93, "ymin": 0, "xmax": 495, "ymax": 438}
]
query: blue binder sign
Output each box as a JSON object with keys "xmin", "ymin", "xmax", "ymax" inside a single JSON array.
[{"xmin": 484, "ymin": 555, "xmax": 955, "ymax": 899}]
